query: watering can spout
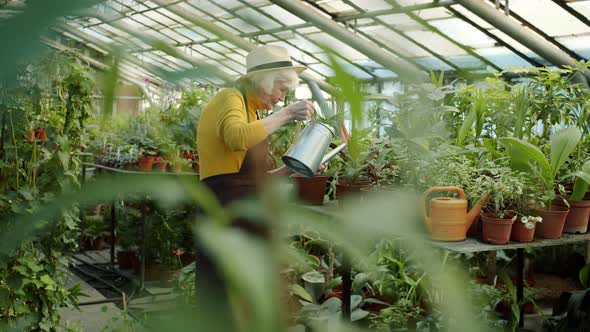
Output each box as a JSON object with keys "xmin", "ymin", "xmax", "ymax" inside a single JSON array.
[{"xmin": 465, "ymin": 192, "xmax": 491, "ymax": 232}]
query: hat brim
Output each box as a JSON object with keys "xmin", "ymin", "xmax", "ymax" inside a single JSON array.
[{"xmin": 237, "ymin": 65, "xmax": 306, "ymax": 82}]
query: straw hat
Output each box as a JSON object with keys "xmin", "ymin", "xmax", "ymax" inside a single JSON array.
[{"xmin": 237, "ymin": 45, "xmax": 306, "ymax": 81}]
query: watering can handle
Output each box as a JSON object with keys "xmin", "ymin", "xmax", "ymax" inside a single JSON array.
[
  {"xmin": 292, "ymin": 107, "xmax": 317, "ymax": 144},
  {"xmin": 421, "ymin": 186, "xmax": 466, "ymax": 220}
]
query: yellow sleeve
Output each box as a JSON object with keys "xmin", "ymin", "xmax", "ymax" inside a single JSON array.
[{"xmin": 216, "ymin": 92, "xmax": 268, "ymax": 151}]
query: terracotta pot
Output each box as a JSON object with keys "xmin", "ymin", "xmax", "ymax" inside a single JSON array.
[
  {"xmin": 91, "ymin": 238, "xmax": 105, "ymax": 250},
  {"xmin": 192, "ymin": 161, "xmax": 200, "ymax": 173},
  {"xmin": 35, "ymin": 128, "xmax": 47, "ymax": 141},
  {"xmin": 27, "ymin": 131, "xmax": 36, "ymax": 142},
  {"xmin": 172, "ymin": 163, "xmax": 183, "ymax": 173},
  {"xmin": 481, "ymin": 213, "xmax": 514, "ymax": 244},
  {"xmin": 467, "ymin": 215, "xmax": 480, "ymax": 238},
  {"xmin": 511, "ymin": 218, "xmax": 536, "ymax": 242},
  {"xmin": 138, "ymin": 156, "xmax": 155, "ymax": 172},
  {"xmin": 291, "ymin": 174, "xmax": 328, "ymax": 206},
  {"xmin": 532, "ymin": 206, "xmax": 569, "ymax": 239},
  {"xmin": 336, "ymin": 179, "xmax": 373, "ymax": 201},
  {"xmin": 183, "ymin": 151, "xmax": 194, "ymax": 159},
  {"xmin": 154, "ymin": 158, "xmax": 168, "ymax": 172},
  {"xmin": 117, "ymin": 250, "xmax": 136, "ymax": 269},
  {"xmin": 554, "ymin": 199, "xmax": 590, "ymax": 234}
]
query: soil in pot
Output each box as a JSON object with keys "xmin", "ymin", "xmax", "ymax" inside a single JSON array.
[
  {"xmin": 554, "ymin": 199, "xmax": 590, "ymax": 233},
  {"xmin": 532, "ymin": 206, "xmax": 569, "ymax": 239},
  {"xmin": 291, "ymin": 174, "xmax": 328, "ymax": 206},
  {"xmin": 511, "ymin": 218, "xmax": 536, "ymax": 242},
  {"xmin": 481, "ymin": 212, "xmax": 514, "ymax": 245}
]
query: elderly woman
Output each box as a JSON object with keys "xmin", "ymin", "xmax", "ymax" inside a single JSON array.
[
  {"xmin": 198, "ymin": 44, "xmax": 313, "ymax": 206},
  {"xmin": 195, "ymin": 45, "xmax": 313, "ymax": 326}
]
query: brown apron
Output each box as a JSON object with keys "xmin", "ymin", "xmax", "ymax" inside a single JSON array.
[
  {"xmin": 195, "ymin": 88, "xmax": 272, "ymax": 326},
  {"xmin": 201, "ymin": 87, "xmax": 273, "ymax": 234}
]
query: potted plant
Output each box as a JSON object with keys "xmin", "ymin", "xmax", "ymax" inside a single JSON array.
[
  {"xmin": 554, "ymin": 160, "xmax": 590, "ymax": 233},
  {"xmin": 472, "ymin": 163, "xmax": 529, "ymax": 245},
  {"xmin": 83, "ymin": 215, "xmax": 109, "ymax": 250},
  {"xmin": 291, "ymin": 169, "xmax": 330, "ymax": 206},
  {"xmin": 333, "ymin": 131, "xmax": 375, "ymax": 200},
  {"xmin": 500, "ymin": 126, "xmax": 581, "ymax": 239}
]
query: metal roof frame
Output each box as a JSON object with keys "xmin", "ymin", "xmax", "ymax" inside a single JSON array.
[{"xmin": 5, "ymin": 0, "xmax": 590, "ymax": 94}]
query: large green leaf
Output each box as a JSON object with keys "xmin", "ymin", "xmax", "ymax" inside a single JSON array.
[
  {"xmin": 456, "ymin": 108, "xmax": 476, "ymax": 147},
  {"xmin": 550, "ymin": 126, "xmax": 581, "ymax": 177},
  {"xmin": 499, "ymin": 137, "xmax": 551, "ymax": 186},
  {"xmin": 571, "ymin": 165, "xmax": 590, "ymax": 201}
]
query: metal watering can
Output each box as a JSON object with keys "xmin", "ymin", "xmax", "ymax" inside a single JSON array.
[{"xmin": 282, "ymin": 118, "xmax": 347, "ymax": 178}]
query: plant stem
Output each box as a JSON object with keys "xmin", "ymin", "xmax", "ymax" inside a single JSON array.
[{"xmin": 8, "ymin": 112, "xmax": 19, "ymax": 190}]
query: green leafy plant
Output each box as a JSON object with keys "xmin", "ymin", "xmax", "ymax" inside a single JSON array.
[{"xmin": 500, "ymin": 126, "xmax": 582, "ymax": 208}]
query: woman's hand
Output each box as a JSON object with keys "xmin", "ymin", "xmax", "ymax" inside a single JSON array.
[
  {"xmin": 283, "ymin": 100, "xmax": 315, "ymax": 121},
  {"xmin": 261, "ymin": 100, "xmax": 315, "ymax": 135}
]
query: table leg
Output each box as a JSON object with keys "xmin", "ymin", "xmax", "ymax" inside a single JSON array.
[
  {"xmin": 341, "ymin": 259, "xmax": 351, "ymax": 321},
  {"xmin": 140, "ymin": 201, "xmax": 147, "ymax": 291},
  {"xmin": 516, "ymin": 248, "xmax": 524, "ymax": 328},
  {"xmin": 110, "ymin": 200, "xmax": 116, "ymax": 266}
]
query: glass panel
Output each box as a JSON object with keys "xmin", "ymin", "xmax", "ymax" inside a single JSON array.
[
  {"xmin": 308, "ymin": 63, "xmax": 335, "ymax": 77},
  {"xmin": 191, "ymin": 44, "xmax": 225, "ymax": 60},
  {"xmin": 120, "ymin": 17, "xmax": 148, "ymax": 31},
  {"xmin": 508, "ymin": 0, "xmax": 590, "ymax": 37},
  {"xmin": 445, "ymin": 55, "xmax": 484, "ymax": 69},
  {"xmin": 97, "ymin": 23, "xmax": 131, "ymax": 38},
  {"xmin": 347, "ymin": 0, "xmax": 391, "ymax": 11},
  {"xmin": 414, "ymin": 57, "xmax": 453, "ymax": 71},
  {"xmin": 414, "ymin": 7, "xmax": 453, "ymax": 20},
  {"xmin": 404, "ymin": 30, "xmax": 466, "ymax": 56},
  {"xmin": 175, "ymin": 28, "xmax": 206, "ymax": 42},
  {"xmin": 128, "ymin": 13, "xmax": 160, "ymax": 30},
  {"xmin": 258, "ymin": 35, "xmax": 278, "ymax": 43},
  {"xmin": 358, "ymin": 25, "xmax": 430, "ymax": 57},
  {"xmin": 212, "ymin": 20, "xmax": 240, "ymax": 34},
  {"xmin": 226, "ymin": 52, "xmax": 246, "ymax": 63},
  {"xmin": 290, "ymin": 34, "xmax": 324, "ymax": 54},
  {"xmin": 235, "ymin": 7, "xmax": 282, "ymax": 30},
  {"xmin": 128, "ymin": 37, "xmax": 151, "ymax": 50},
  {"xmin": 476, "ymin": 47, "xmax": 533, "ymax": 68},
  {"xmin": 260, "ymin": 5, "xmax": 306, "ymax": 25},
  {"xmin": 187, "ymin": 0, "xmax": 226, "ymax": 17},
  {"xmin": 296, "ymin": 26, "xmax": 322, "ymax": 34},
  {"xmin": 487, "ymin": 29, "xmax": 545, "ymax": 63},
  {"xmin": 395, "ymin": 0, "xmax": 433, "ymax": 6},
  {"xmin": 557, "ymin": 35, "xmax": 590, "ymax": 59},
  {"xmin": 142, "ymin": 9, "xmax": 177, "ymax": 26},
  {"xmin": 190, "ymin": 26, "xmax": 218, "ymax": 39},
  {"xmin": 156, "ymin": 8, "xmax": 194, "ymax": 27},
  {"xmin": 315, "ymin": 0, "xmax": 356, "ymax": 14},
  {"xmin": 429, "ymin": 18, "xmax": 495, "ymax": 48},
  {"xmin": 569, "ymin": 1, "xmax": 590, "ymax": 19},
  {"xmin": 78, "ymin": 27, "xmax": 114, "ymax": 43},
  {"xmin": 213, "ymin": 0, "xmax": 243, "ymax": 10},
  {"xmin": 219, "ymin": 60, "xmax": 245, "ymax": 74},
  {"xmin": 305, "ymin": 32, "xmax": 370, "ymax": 61},
  {"xmin": 224, "ymin": 17, "xmax": 260, "ymax": 33},
  {"xmin": 338, "ymin": 61, "xmax": 374, "ymax": 79},
  {"xmin": 160, "ymin": 28, "xmax": 192, "ymax": 44}
]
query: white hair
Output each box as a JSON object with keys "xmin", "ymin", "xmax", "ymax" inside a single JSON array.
[{"xmin": 247, "ymin": 68, "xmax": 299, "ymax": 95}]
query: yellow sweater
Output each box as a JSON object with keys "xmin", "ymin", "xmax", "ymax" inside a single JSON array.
[{"xmin": 197, "ymin": 88, "xmax": 268, "ymax": 180}]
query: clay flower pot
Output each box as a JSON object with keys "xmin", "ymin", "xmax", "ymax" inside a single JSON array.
[
  {"xmin": 511, "ymin": 217, "xmax": 537, "ymax": 243},
  {"xmin": 532, "ymin": 205, "xmax": 569, "ymax": 239},
  {"xmin": 192, "ymin": 161, "xmax": 200, "ymax": 173},
  {"xmin": 291, "ymin": 174, "xmax": 328, "ymax": 206},
  {"xmin": 554, "ymin": 199, "xmax": 590, "ymax": 234},
  {"xmin": 481, "ymin": 212, "xmax": 514, "ymax": 244},
  {"xmin": 35, "ymin": 128, "xmax": 47, "ymax": 141},
  {"xmin": 336, "ymin": 179, "xmax": 373, "ymax": 201},
  {"xmin": 138, "ymin": 156, "xmax": 155, "ymax": 172},
  {"xmin": 153, "ymin": 158, "xmax": 167, "ymax": 172},
  {"xmin": 117, "ymin": 250, "xmax": 137, "ymax": 269}
]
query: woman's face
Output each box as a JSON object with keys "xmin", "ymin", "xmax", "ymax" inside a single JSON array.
[{"xmin": 258, "ymin": 80, "xmax": 289, "ymax": 110}]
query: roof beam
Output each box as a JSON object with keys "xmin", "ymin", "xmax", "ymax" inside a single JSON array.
[
  {"xmin": 335, "ymin": 0, "xmax": 455, "ymax": 22},
  {"xmin": 456, "ymin": 0, "xmax": 590, "ymax": 85},
  {"xmin": 488, "ymin": 0, "xmax": 585, "ymax": 62},
  {"xmin": 268, "ymin": 0, "xmax": 428, "ymax": 83},
  {"xmin": 149, "ymin": 0, "xmax": 338, "ymax": 94},
  {"xmin": 42, "ymin": 38, "xmax": 150, "ymax": 88},
  {"xmin": 77, "ymin": 8, "xmax": 235, "ymax": 85}
]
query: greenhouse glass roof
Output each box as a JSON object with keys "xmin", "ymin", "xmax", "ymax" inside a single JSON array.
[{"xmin": 3, "ymin": 0, "xmax": 590, "ymax": 91}]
